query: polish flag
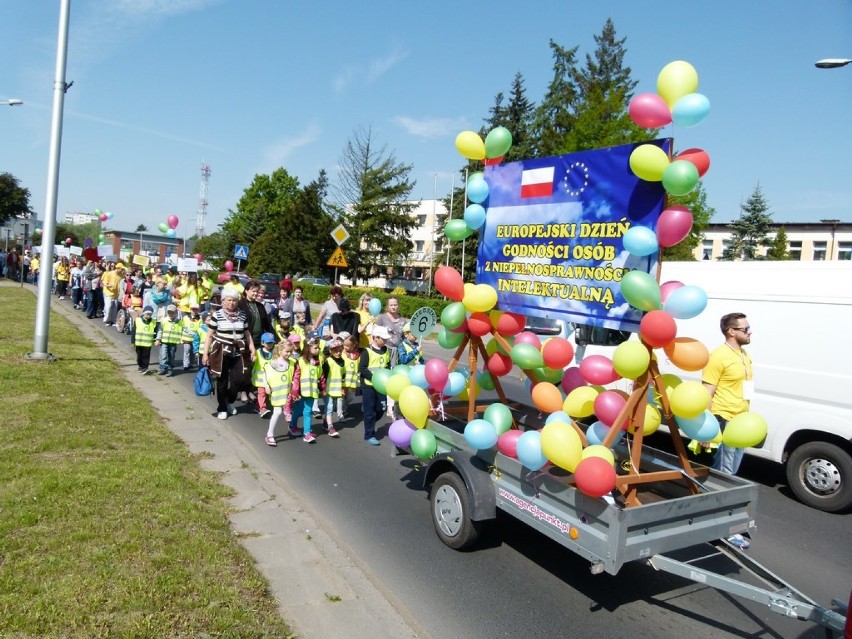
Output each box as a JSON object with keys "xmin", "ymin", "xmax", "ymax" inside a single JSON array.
[{"xmin": 520, "ymin": 167, "xmax": 555, "ymax": 198}]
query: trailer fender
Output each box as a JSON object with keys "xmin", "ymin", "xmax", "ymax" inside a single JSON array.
[{"xmin": 423, "ymin": 452, "xmax": 497, "ymax": 521}]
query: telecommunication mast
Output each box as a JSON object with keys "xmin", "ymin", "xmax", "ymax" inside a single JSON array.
[{"xmin": 195, "ymin": 162, "xmax": 211, "ymax": 238}]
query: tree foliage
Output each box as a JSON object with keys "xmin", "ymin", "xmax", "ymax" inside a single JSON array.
[
  {"xmin": 721, "ymin": 184, "xmax": 774, "ymax": 261},
  {"xmin": 766, "ymin": 226, "xmax": 791, "ymax": 261},
  {"xmin": 484, "ymin": 72, "xmax": 536, "ymax": 162},
  {"xmin": 331, "ymin": 127, "xmax": 417, "ymax": 284},
  {"xmin": 0, "ymin": 172, "xmax": 33, "ymax": 225},
  {"xmin": 662, "ymin": 182, "xmax": 715, "ymax": 261},
  {"xmin": 193, "ymin": 231, "xmax": 230, "ymax": 269},
  {"xmin": 135, "ymin": 224, "xmax": 148, "ymax": 232}
]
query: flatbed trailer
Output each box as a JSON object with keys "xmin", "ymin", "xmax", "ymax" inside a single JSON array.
[{"xmin": 414, "ymin": 416, "xmax": 848, "ymax": 635}]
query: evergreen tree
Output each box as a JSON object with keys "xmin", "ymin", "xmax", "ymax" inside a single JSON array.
[
  {"xmin": 135, "ymin": 224, "xmax": 148, "ymax": 232},
  {"xmin": 331, "ymin": 127, "xmax": 417, "ymax": 285},
  {"xmin": 484, "ymin": 72, "xmax": 536, "ymax": 162},
  {"xmin": 0, "ymin": 172, "xmax": 33, "ymax": 224},
  {"xmin": 531, "ymin": 40, "xmax": 579, "ymax": 157},
  {"xmin": 721, "ymin": 184, "xmax": 774, "ymax": 261},
  {"xmin": 662, "ymin": 182, "xmax": 715, "ymax": 261},
  {"xmin": 766, "ymin": 226, "xmax": 791, "ymax": 260}
]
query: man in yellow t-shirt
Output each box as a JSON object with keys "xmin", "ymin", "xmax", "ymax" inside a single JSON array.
[{"xmin": 100, "ymin": 265, "xmax": 125, "ymax": 326}]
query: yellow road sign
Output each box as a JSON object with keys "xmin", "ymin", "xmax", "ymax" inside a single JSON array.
[{"xmin": 327, "ymin": 246, "xmax": 348, "ymax": 268}]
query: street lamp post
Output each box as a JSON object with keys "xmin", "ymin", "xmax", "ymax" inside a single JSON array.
[
  {"xmin": 820, "ymin": 218, "xmax": 840, "ymax": 260},
  {"xmin": 815, "ymin": 58, "xmax": 852, "ymax": 69}
]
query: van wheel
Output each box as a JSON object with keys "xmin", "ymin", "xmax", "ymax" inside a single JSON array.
[
  {"xmin": 786, "ymin": 442, "xmax": 852, "ymax": 513},
  {"xmin": 430, "ymin": 472, "xmax": 481, "ymax": 550}
]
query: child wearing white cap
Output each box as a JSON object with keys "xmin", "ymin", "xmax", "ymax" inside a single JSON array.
[{"xmin": 358, "ymin": 325, "xmax": 391, "ymax": 445}]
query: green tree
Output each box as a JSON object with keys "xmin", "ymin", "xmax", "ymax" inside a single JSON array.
[
  {"xmin": 531, "ymin": 39, "xmax": 579, "ymax": 157},
  {"xmin": 331, "ymin": 127, "xmax": 417, "ymax": 285},
  {"xmin": 721, "ymin": 184, "xmax": 774, "ymax": 261},
  {"xmin": 484, "ymin": 72, "xmax": 536, "ymax": 162},
  {"xmin": 766, "ymin": 226, "xmax": 791, "ymax": 260},
  {"xmin": 135, "ymin": 224, "xmax": 148, "ymax": 232},
  {"xmin": 662, "ymin": 182, "xmax": 715, "ymax": 261},
  {"xmin": 193, "ymin": 231, "xmax": 229, "ymax": 269},
  {"xmin": 0, "ymin": 172, "xmax": 33, "ymax": 225}
]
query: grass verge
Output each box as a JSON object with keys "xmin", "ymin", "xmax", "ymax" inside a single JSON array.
[{"xmin": 0, "ymin": 287, "xmax": 294, "ymax": 638}]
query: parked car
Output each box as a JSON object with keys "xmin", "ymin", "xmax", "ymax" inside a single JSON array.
[
  {"xmin": 216, "ymin": 271, "xmax": 250, "ymax": 285},
  {"xmin": 297, "ymin": 276, "xmax": 331, "ymax": 286},
  {"xmin": 257, "ymin": 279, "xmax": 280, "ymax": 305},
  {"xmin": 259, "ymin": 272, "xmax": 283, "ymax": 284}
]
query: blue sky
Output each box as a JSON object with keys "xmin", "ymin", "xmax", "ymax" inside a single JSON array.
[{"xmin": 1, "ymin": 1, "xmax": 850, "ymax": 238}]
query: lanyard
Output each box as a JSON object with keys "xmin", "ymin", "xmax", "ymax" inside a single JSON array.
[{"xmin": 726, "ymin": 344, "xmax": 752, "ymax": 380}]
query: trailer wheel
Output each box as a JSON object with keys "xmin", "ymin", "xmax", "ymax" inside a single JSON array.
[
  {"xmin": 430, "ymin": 472, "xmax": 481, "ymax": 550},
  {"xmin": 786, "ymin": 441, "xmax": 852, "ymax": 513}
]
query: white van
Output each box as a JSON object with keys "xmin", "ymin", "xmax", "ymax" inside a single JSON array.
[{"xmin": 528, "ymin": 261, "xmax": 852, "ymax": 513}]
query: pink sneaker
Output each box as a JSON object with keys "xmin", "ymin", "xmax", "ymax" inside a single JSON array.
[
  {"xmin": 302, "ymin": 432, "xmax": 317, "ymax": 444},
  {"xmin": 326, "ymin": 427, "xmax": 339, "ymax": 438}
]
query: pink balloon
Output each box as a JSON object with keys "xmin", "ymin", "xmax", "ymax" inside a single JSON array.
[
  {"xmin": 424, "ymin": 358, "xmax": 449, "ymax": 392},
  {"xmin": 194, "ymin": 253, "xmax": 203, "ymax": 264},
  {"xmin": 99, "ymin": 214, "xmax": 108, "ymax": 222},
  {"xmin": 579, "ymin": 355, "xmax": 620, "ymax": 386},
  {"xmin": 656, "ymin": 205, "xmax": 694, "ymax": 247},
  {"xmin": 660, "ymin": 280, "xmax": 685, "ymax": 304},
  {"xmin": 561, "ymin": 366, "xmax": 586, "ymax": 394},
  {"xmin": 594, "ymin": 390, "xmax": 627, "ymax": 427},
  {"xmin": 497, "ymin": 429, "xmax": 523, "ymax": 459},
  {"xmin": 629, "ymin": 93, "xmax": 672, "ymax": 128},
  {"xmin": 224, "ymin": 260, "xmax": 234, "ymax": 272},
  {"xmin": 167, "ymin": 215, "xmax": 179, "ymax": 230},
  {"xmin": 676, "ymin": 148, "xmax": 711, "ymax": 178},
  {"xmin": 513, "ymin": 331, "xmax": 542, "ymax": 350},
  {"xmin": 65, "ymin": 237, "xmax": 72, "ymax": 244}
]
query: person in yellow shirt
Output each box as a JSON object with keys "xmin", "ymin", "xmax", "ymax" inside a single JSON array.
[
  {"xmin": 100, "ymin": 264, "xmax": 124, "ymax": 326},
  {"xmin": 30, "ymin": 255, "xmax": 40, "ymax": 286},
  {"xmin": 222, "ymin": 273, "xmax": 244, "ymax": 298}
]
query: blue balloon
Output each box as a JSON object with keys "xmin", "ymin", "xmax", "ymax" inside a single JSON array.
[
  {"xmin": 463, "ymin": 204, "xmax": 486, "ymax": 230},
  {"xmin": 467, "ymin": 176, "xmax": 489, "ymax": 204},
  {"xmin": 368, "ymin": 298, "xmax": 382, "ymax": 316},
  {"xmin": 166, "ymin": 228, "xmax": 177, "ymax": 238},
  {"xmin": 671, "ymin": 93, "xmax": 711, "ymax": 128},
  {"xmin": 516, "ymin": 430, "xmax": 548, "ymax": 470},
  {"xmin": 663, "ymin": 285, "xmax": 708, "ymax": 319},
  {"xmin": 445, "ymin": 371, "xmax": 466, "ymax": 396},
  {"xmin": 409, "ymin": 364, "xmax": 429, "ymax": 389},
  {"xmin": 623, "ymin": 226, "xmax": 659, "ymax": 257},
  {"xmin": 585, "ymin": 420, "xmax": 624, "ymax": 447},
  {"xmin": 546, "ymin": 410, "xmax": 571, "ymax": 425},
  {"xmin": 676, "ymin": 410, "xmax": 720, "ymax": 441},
  {"xmin": 464, "ymin": 419, "xmax": 499, "ymax": 450}
]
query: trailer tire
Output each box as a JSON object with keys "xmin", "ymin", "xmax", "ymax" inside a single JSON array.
[
  {"xmin": 786, "ymin": 441, "xmax": 852, "ymax": 513},
  {"xmin": 430, "ymin": 472, "xmax": 481, "ymax": 550}
]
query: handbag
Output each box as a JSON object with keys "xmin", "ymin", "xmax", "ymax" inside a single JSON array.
[{"xmin": 194, "ymin": 366, "xmax": 214, "ymax": 396}]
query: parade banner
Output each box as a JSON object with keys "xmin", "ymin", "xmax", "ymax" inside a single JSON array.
[
  {"xmin": 177, "ymin": 257, "xmax": 198, "ymax": 273},
  {"xmin": 132, "ymin": 254, "xmax": 149, "ymax": 267},
  {"xmin": 478, "ymin": 139, "xmax": 671, "ymax": 331}
]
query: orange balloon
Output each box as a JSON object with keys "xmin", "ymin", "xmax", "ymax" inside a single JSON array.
[
  {"xmin": 531, "ymin": 382, "xmax": 564, "ymax": 414},
  {"xmin": 664, "ymin": 337, "xmax": 709, "ymax": 372}
]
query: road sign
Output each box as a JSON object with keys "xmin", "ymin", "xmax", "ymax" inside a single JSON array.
[
  {"xmin": 234, "ymin": 244, "xmax": 249, "ymax": 260},
  {"xmin": 330, "ymin": 224, "xmax": 350, "ymax": 246},
  {"xmin": 327, "ymin": 246, "xmax": 348, "ymax": 268},
  {"xmin": 409, "ymin": 307, "xmax": 437, "ymax": 339}
]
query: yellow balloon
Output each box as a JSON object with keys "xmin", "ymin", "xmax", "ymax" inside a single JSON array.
[
  {"xmin": 657, "ymin": 60, "xmax": 699, "ymax": 108},
  {"xmin": 629, "ymin": 404, "xmax": 662, "ymax": 435},
  {"xmin": 581, "ymin": 444, "xmax": 615, "ymax": 466},
  {"xmin": 722, "ymin": 412, "xmax": 768, "ymax": 448},
  {"xmin": 385, "ymin": 373, "xmax": 412, "ymax": 402},
  {"xmin": 669, "ymin": 381, "xmax": 709, "ymax": 419},
  {"xmin": 399, "ymin": 385, "xmax": 430, "ymax": 428},
  {"xmin": 455, "ymin": 130, "xmax": 486, "ymax": 160},
  {"xmin": 541, "ymin": 421, "xmax": 583, "ymax": 472},
  {"xmin": 463, "ymin": 284, "xmax": 498, "ymax": 313},
  {"xmin": 629, "ymin": 144, "xmax": 670, "ymax": 181},
  {"xmin": 564, "ymin": 386, "xmax": 599, "ymax": 418},
  {"xmin": 457, "ymin": 381, "xmax": 479, "ymax": 401},
  {"xmin": 612, "ymin": 341, "xmax": 651, "ymax": 379}
]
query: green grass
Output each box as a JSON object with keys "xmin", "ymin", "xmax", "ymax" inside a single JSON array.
[{"xmin": 0, "ymin": 287, "xmax": 294, "ymax": 638}]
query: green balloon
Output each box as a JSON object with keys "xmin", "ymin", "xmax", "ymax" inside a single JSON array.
[
  {"xmin": 438, "ymin": 327, "xmax": 465, "ymax": 349},
  {"xmin": 444, "ymin": 219, "xmax": 474, "ymax": 242},
  {"xmin": 485, "ymin": 336, "xmax": 513, "ymax": 356},
  {"xmin": 662, "ymin": 160, "xmax": 699, "ymax": 196},
  {"xmin": 484, "ymin": 402, "xmax": 513, "ymax": 435},
  {"xmin": 620, "ymin": 270, "xmax": 662, "ymax": 311},
  {"xmin": 392, "ymin": 364, "xmax": 411, "ymax": 377},
  {"xmin": 484, "ymin": 126, "xmax": 512, "ymax": 159},
  {"xmin": 534, "ymin": 367, "xmax": 564, "ymax": 384},
  {"xmin": 158, "ymin": 222, "xmax": 169, "ymax": 233},
  {"xmin": 410, "ymin": 429, "xmax": 437, "ymax": 460},
  {"xmin": 371, "ymin": 368, "xmax": 392, "ymax": 394},
  {"xmin": 510, "ymin": 343, "xmax": 543, "ymax": 370},
  {"xmin": 441, "ymin": 302, "xmax": 467, "ymax": 330},
  {"xmin": 477, "ymin": 371, "xmax": 496, "ymax": 392}
]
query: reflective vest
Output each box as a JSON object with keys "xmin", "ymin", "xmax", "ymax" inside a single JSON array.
[
  {"xmin": 364, "ymin": 347, "xmax": 390, "ymax": 387},
  {"xmin": 343, "ymin": 351, "xmax": 360, "ymax": 388},
  {"xmin": 160, "ymin": 318, "xmax": 182, "ymax": 345},
  {"xmin": 181, "ymin": 315, "xmax": 201, "ymax": 342},
  {"xmin": 134, "ymin": 317, "xmax": 156, "ymax": 347},
  {"xmin": 252, "ymin": 349, "xmax": 273, "ymax": 386},
  {"xmin": 325, "ymin": 358, "xmax": 344, "ymax": 398},
  {"xmin": 265, "ymin": 360, "xmax": 294, "ymax": 407},
  {"xmin": 297, "ymin": 358, "xmax": 320, "ymax": 399}
]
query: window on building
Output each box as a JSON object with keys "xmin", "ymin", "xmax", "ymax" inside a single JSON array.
[
  {"xmin": 837, "ymin": 242, "xmax": 852, "ymax": 261},
  {"xmin": 813, "ymin": 241, "xmax": 827, "ymax": 261},
  {"xmin": 414, "ymin": 268, "xmax": 424, "ymax": 279},
  {"xmin": 789, "ymin": 241, "xmax": 802, "ymax": 261},
  {"xmin": 417, "ymin": 215, "xmax": 427, "ymax": 226},
  {"xmin": 702, "ymin": 239, "xmax": 713, "ymax": 260},
  {"xmin": 434, "ymin": 240, "xmax": 443, "ymax": 253},
  {"xmin": 415, "ymin": 240, "xmax": 424, "ymax": 252}
]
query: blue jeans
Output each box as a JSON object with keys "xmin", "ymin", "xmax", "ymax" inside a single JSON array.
[
  {"xmin": 361, "ymin": 385, "xmax": 385, "ymax": 440},
  {"xmin": 289, "ymin": 398, "xmax": 315, "ymax": 434},
  {"xmin": 159, "ymin": 343, "xmax": 177, "ymax": 373},
  {"xmin": 713, "ymin": 444, "xmax": 745, "ymax": 475}
]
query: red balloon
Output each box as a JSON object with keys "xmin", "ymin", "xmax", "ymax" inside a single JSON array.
[
  {"xmin": 542, "ymin": 337, "xmax": 574, "ymax": 369},
  {"xmin": 99, "ymin": 214, "xmax": 108, "ymax": 222},
  {"xmin": 494, "ymin": 312, "xmax": 526, "ymax": 337},
  {"xmin": 487, "ymin": 352, "xmax": 513, "ymax": 377},
  {"xmin": 594, "ymin": 390, "xmax": 627, "ymax": 427},
  {"xmin": 561, "ymin": 366, "xmax": 586, "ymax": 394},
  {"xmin": 639, "ymin": 310, "xmax": 678, "ymax": 348},
  {"xmin": 574, "ymin": 456, "xmax": 617, "ymax": 498},
  {"xmin": 424, "ymin": 358, "xmax": 449, "ymax": 392},
  {"xmin": 483, "ymin": 155, "xmax": 504, "ymax": 166},
  {"xmin": 660, "ymin": 280, "xmax": 685, "ymax": 304},
  {"xmin": 467, "ymin": 312, "xmax": 492, "ymax": 337},
  {"xmin": 449, "ymin": 318, "xmax": 469, "ymax": 334},
  {"xmin": 629, "ymin": 93, "xmax": 672, "ymax": 128},
  {"xmin": 656, "ymin": 205, "xmax": 694, "ymax": 248},
  {"xmin": 676, "ymin": 147, "xmax": 711, "ymax": 178},
  {"xmin": 579, "ymin": 355, "xmax": 620, "ymax": 385},
  {"xmin": 497, "ymin": 429, "xmax": 522, "ymax": 458},
  {"xmin": 513, "ymin": 331, "xmax": 542, "ymax": 350},
  {"xmin": 434, "ymin": 266, "xmax": 465, "ymax": 301},
  {"xmin": 224, "ymin": 260, "xmax": 234, "ymax": 272}
]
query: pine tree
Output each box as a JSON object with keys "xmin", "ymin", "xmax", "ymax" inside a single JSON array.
[
  {"xmin": 721, "ymin": 184, "xmax": 774, "ymax": 260},
  {"xmin": 766, "ymin": 226, "xmax": 791, "ymax": 260},
  {"xmin": 484, "ymin": 72, "xmax": 536, "ymax": 162},
  {"xmin": 531, "ymin": 40, "xmax": 579, "ymax": 157}
]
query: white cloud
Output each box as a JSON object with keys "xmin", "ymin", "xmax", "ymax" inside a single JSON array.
[
  {"xmin": 263, "ymin": 121, "xmax": 322, "ymax": 166},
  {"xmin": 67, "ymin": 108, "xmax": 224, "ymax": 150},
  {"xmin": 333, "ymin": 48, "xmax": 409, "ymax": 93},
  {"xmin": 394, "ymin": 116, "xmax": 468, "ymax": 140}
]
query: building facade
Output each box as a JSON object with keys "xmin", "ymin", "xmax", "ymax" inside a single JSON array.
[{"xmin": 695, "ymin": 221, "xmax": 852, "ymax": 261}]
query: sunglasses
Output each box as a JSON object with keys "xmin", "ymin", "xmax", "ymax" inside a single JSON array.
[{"xmin": 731, "ymin": 326, "xmax": 751, "ymax": 334}]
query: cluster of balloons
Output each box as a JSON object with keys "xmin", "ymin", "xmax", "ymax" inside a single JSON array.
[
  {"xmin": 158, "ymin": 215, "xmax": 180, "ymax": 238},
  {"xmin": 628, "ymin": 61, "xmax": 711, "ymax": 197},
  {"xmin": 94, "ymin": 209, "xmax": 114, "ymax": 223},
  {"xmin": 446, "ymin": 127, "xmax": 514, "ymax": 241},
  {"xmin": 224, "ymin": 260, "xmax": 234, "ymax": 272}
]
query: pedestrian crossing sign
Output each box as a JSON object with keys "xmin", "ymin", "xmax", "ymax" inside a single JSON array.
[
  {"xmin": 233, "ymin": 244, "xmax": 249, "ymax": 260},
  {"xmin": 326, "ymin": 246, "xmax": 348, "ymax": 268}
]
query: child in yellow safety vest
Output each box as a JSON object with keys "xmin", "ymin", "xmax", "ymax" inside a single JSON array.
[
  {"xmin": 253, "ymin": 332, "xmax": 277, "ymax": 418},
  {"xmin": 341, "ymin": 334, "xmax": 361, "ymax": 417},
  {"xmin": 322, "ymin": 338, "xmax": 346, "ymax": 435},
  {"xmin": 359, "ymin": 325, "xmax": 391, "ymax": 446},
  {"xmin": 289, "ymin": 337, "xmax": 326, "ymax": 444},
  {"xmin": 180, "ymin": 303, "xmax": 203, "ymax": 370},
  {"xmin": 134, "ymin": 306, "xmax": 157, "ymax": 374},
  {"xmin": 263, "ymin": 340, "xmax": 296, "ymax": 447},
  {"xmin": 155, "ymin": 304, "xmax": 182, "ymax": 376}
]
